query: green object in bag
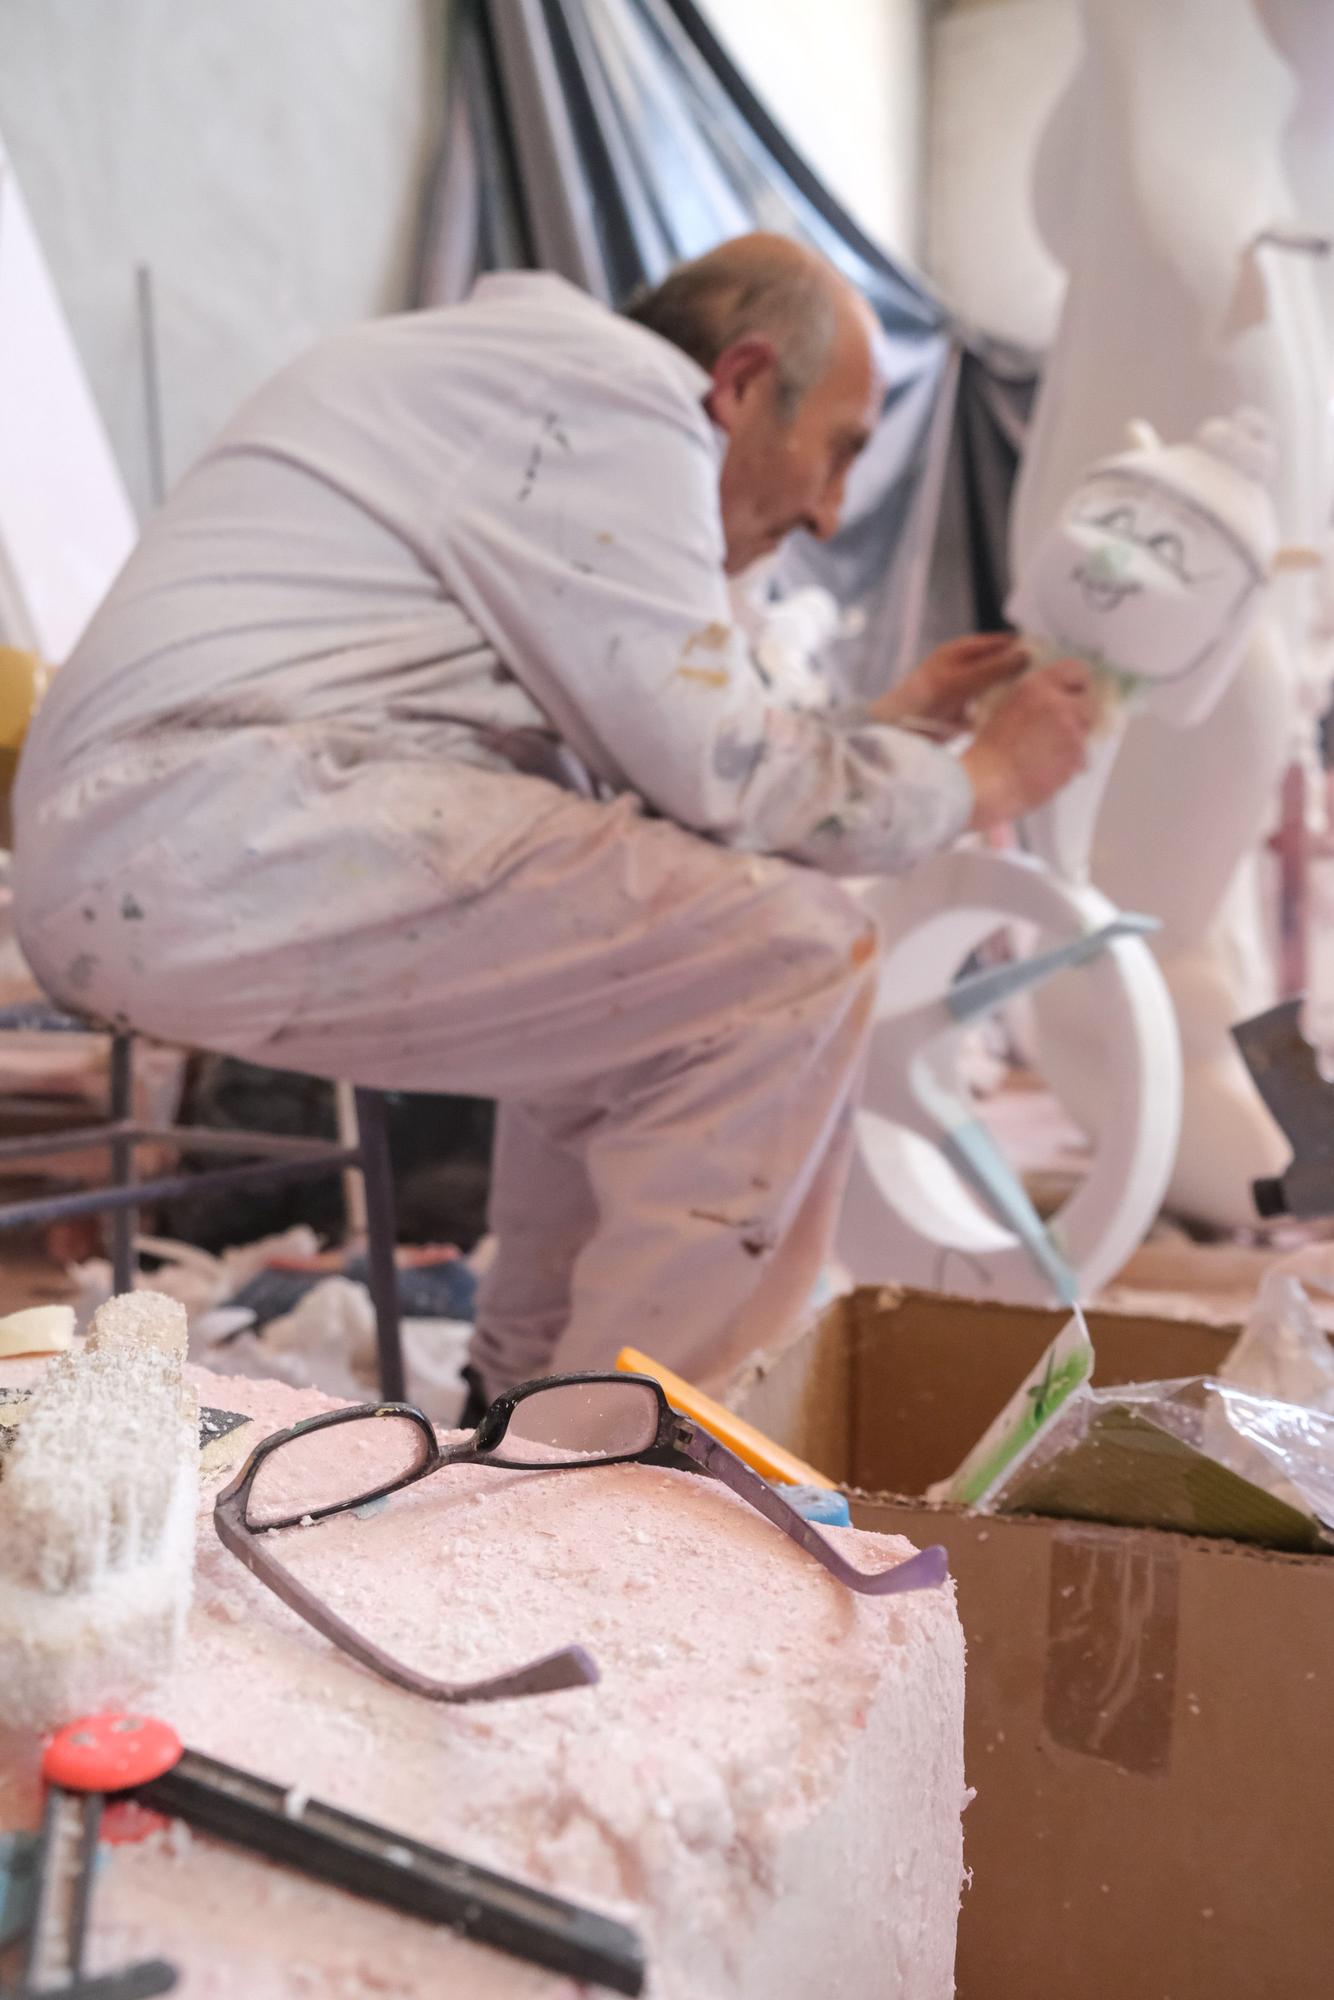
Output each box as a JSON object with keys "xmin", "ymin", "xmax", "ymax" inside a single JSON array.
[{"xmin": 931, "ymin": 1308, "xmax": 1096, "ymax": 1508}]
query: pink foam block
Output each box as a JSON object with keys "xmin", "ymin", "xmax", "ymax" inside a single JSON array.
[{"xmin": 0, "ymin": 1367, "xmax": 967, "ymax": 1998}]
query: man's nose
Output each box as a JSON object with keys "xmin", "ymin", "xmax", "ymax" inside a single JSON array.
[
  {"xmin": 808, "ymin": 478, "xmax": 852, "ymax": 548},
  {"xmin": 807, "ymin": 488, "xmax": 844, "ymax": 543}
]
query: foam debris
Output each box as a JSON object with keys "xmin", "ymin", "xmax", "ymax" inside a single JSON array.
[{"xmin": 0, "ymin": 1290, "xmax": 199, "ymax": 1731}]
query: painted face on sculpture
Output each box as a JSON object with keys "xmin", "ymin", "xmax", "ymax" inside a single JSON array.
[{"xmin": 1022, "ymin": 473, "xmax": 1260, "ymax": 702}]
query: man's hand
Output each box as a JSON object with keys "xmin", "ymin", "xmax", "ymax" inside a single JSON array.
[
  {"xmin": 871, "ymin": 631, "xmax": 1030, "ymax": 733},
  {"xmin": 961, "ymin": 659, "xmax": 1097, "ymax": 830}
]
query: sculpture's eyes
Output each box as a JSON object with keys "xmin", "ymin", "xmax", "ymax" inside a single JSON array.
[
  {"xmin": 1092, "ymin": 506, "xmax": 1137, "ymax": 535},
  {"xmin": 1146, "ymin": 530, "xmax": 1189, "ymax": 579}
]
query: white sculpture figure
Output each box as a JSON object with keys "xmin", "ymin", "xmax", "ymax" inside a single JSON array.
[
  {"xmin": 838, "ymin": 411, "xmax": 1289, "ymax": 1306},
  {"xmin": 838, "ymin": 848, "xmax": 1177, "ymax": 1306},
  {"xmin": 1012, "ymin": 407, "xmax": 1287, "ymax": 880},
  {"xmin": 1299, "ymin": 542, "xmax": 1334, "ymax": 1076},
  {"xmin": 1009, "ymin": 0, "xmax": 1334, "ymax": 1228},
  {"xmin": 1258, "ymin": 2, "xmax": 1334, "ymax": 1082}
]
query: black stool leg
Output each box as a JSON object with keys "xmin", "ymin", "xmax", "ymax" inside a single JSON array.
[
  {"xmin": 108, "ymin": 1033, "xmax": 136, "ymax": 1295},
  {"xmin": 352, "ymin": 1088, "xmax": 405, "ymax": 1402}
]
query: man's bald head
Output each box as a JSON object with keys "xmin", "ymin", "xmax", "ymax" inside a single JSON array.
[
  {"xmin": 623, "ymin": 234, "xmax": 883, "ymax": 573},
  {"xmin": 623, "ymin": 232, "xmax": 872, "ymax": 421}
]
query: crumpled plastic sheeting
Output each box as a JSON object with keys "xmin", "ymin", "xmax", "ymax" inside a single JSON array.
[
  {"xmin": 67, "ymin": 1231, "xmax": 473, "ymax": 1424},
  {"xmin": 1192, "ymin": 1376, "xmax": 1334, "ymax": 1528},
  {"xmin": 69, "ymin": 1227, "xmax": 323, "ymax": 1331},
  {"xmin": 218, "ymin": 1276, "xmax": 472, "ymax": 1426},
  {"xmin": 1222, "ymin": 1248, "xmax": 1334, "ymax": 1416},
  {"xmin": 1203, "ymin": 1379, "xmax": 1334, "ymax": 1533}
]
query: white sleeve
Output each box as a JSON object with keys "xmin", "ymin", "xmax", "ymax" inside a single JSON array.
[{"xmin": 433, "ymin": 353, "xmax": 973, "ymax": 876}]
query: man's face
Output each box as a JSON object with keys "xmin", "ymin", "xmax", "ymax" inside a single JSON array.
[{"xmin": 712, "ymin": 302, "xmax": 882, "ymax": 576}]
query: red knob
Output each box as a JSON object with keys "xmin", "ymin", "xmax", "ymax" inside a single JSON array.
[{"xmin": 43, "ymin": 1713, "xmax": 182, "ymax": 1794}]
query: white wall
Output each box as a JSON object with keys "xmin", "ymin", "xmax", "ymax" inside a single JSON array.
[
  {"xmin": 0, "ymin": 0, "xmax": 448, "ymax": 520},
  {"xmin": 700, "ymin": 0, "xmax": 927, "ymax": 266}
]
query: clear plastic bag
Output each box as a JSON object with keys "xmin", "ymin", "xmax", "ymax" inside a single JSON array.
[
  {"xmin": 1221, "ymin": 1255, "xmax": 1334, "ymax": 1415},
  {"xmin": 988, "ymin": 1374, "xmax": 1334, "ymax": 1548}
]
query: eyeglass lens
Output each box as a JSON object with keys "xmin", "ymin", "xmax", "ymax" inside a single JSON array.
[
  {"xmin": 499, "ymin": 1379, "xmax": 660, "ymax": 1463},
  {"xmin": 246, "ymin": 1413, "xmax": 431, "ymax": 1529}
]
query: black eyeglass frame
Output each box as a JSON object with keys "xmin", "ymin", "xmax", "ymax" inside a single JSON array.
[{"xmin": 215, "ymin": 1372, "xmax": 948, "ymax": 1706}]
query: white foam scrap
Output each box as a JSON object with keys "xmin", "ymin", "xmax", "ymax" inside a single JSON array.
[
  {"xmin": 0, "ymin": 1304, "xmax": 75, "ymax": 1358},
  {"xmin": 0, "ymin": 1290, "xmax": 199, "ymax": 1732}
]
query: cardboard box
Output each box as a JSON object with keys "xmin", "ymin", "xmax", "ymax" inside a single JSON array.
[{"xmin": 730, "ymin": 1287, "xmax": 1334, "ymax": 2000}]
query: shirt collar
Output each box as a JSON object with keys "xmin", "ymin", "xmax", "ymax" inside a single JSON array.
[{"xmin": 469, "ymin": 270, "xmax": 715, "ymax": 402}]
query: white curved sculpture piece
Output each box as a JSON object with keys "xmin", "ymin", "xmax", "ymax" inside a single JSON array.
[
  {"xmin": 839, "ymin": 846, "xmax": 1179, "ymax": 1305},
  {"xmin": 1010, "ymin": 0, "xmax": 1334, "ymax": 1228}
]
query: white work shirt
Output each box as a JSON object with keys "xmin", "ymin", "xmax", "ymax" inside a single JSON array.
[{"xmin": 23, "ymin": 273, "xmax": 971, "ymax": 875}]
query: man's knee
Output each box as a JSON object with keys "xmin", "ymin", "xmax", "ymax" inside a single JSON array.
[{"xmin": 741, "ymin": 859, "xmax": 880, "ymax": 1006}]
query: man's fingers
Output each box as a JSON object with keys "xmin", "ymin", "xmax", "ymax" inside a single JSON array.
[
  {"xmin": 1028, "ymin": 657, "xmax": 1097, "ymax": 731},
  {"xmin": 958, "ymin": 632, "xmax": 1029, "ymax": 665},
  {"xmin": 953, "ymin": 640, "xmax": 1030, "ymax": 701},
  {"xmin": 973, "ymin": 643, "xmax": 1030, "ymax": 681},
  {"xmin": 1043, "ymin": 655, "xmax": 1093, "ymax": 694}
]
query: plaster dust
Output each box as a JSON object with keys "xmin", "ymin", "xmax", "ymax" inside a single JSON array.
[{"xmin": 0, "ymin": 1365, "xmax": 966, "ymax": 2000}]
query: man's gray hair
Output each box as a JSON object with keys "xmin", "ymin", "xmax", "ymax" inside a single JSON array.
[{"xmin": 622, "ymin": 240, "xmax": 839, "ymax": 420}]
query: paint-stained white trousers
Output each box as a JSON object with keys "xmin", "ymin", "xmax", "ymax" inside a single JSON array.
[{"xmin": 18, "ymin": 731, "xmax": 878, "ymax": 1394}]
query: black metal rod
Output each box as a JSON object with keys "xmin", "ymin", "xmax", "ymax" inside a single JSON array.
[
  {"xmin": 0, "ymin": 1120, "xmax": 141, "ymax": 1164},
  {"xmin": 0, "ymin": 1123, "xmax": 360, "ymax": 1165},
  {"xmin": 108, "ymin": 1035, "xmax": 136, "ymax": 1296},
  {"xmin": 0, "ymin": 1149, "xmax": 361, "ymax": 1232},
  {"xmin": 132, "ymin": 1752, "xmax": 645, "ymax": 1995},
  {"xmin": 352, "ymin": 1088, "xmax": 406, "ymax": 1402},
  {"xmin": 131, "ymin": 1126, "xmax": 359, "ymax": 1159},
  {"xmin": 12, "ymin": 1959, "xmax": 178, "ymax": 2000}
]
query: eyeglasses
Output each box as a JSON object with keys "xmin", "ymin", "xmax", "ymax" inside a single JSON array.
[{"xmin": 214, "ymin": 1372, "xmax": 948, "ymax": 1705}]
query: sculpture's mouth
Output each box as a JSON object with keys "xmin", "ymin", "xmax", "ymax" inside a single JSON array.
[{"xmin": 1071, "ymin": 562, "xmax": 1142, "ymax": 613}]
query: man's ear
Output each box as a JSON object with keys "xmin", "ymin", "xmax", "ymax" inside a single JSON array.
[{"xmin": 705, "ymin": 334, "xmax": 780, "ymax": 433}]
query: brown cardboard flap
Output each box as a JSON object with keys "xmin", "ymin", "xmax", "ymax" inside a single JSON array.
[
  {"xmin": 732, "ymin": 1287, "xmax": 1243, "ymax": 1496},
  {"xmin": 855, "ymin": 1287, "xmax": 1242, "ymax": 1495},
  {"xmin": 726, "ymin": 1288, "xmax": 859, "ymax": 1481}
]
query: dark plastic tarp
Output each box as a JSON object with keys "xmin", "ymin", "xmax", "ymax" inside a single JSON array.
[{"xmin": 415, "ymin": 0, "xmax": 1033, "ymax": 693}]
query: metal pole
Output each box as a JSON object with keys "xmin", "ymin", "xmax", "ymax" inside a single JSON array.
[
  {"xmin": 0, "ymin": 1147, "xmax": 364, "ymax": 1232},
  {"xmin": 135, "ymin": 263, "xmax": 167, "ymax": 510},
  {"xmin": 334, "ymin": 1080, "xmax": 368, "ymax": 1239},
  {"xmin": 352, "ymin": 1089, "xmax": 405, "ymax": 1402},
  {"xmin": 108, "ymin": 1035, "xmax": 136, "ymax": 1294}
]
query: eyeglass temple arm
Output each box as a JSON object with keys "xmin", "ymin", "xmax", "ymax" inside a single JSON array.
[
  {"xmin": 671, "ymin": 1423, "xmax": 949, "ymax": 1595},
  {"xmin": 213, "ymin": 1503, "xmax": 598, "ymax": 1702}
]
